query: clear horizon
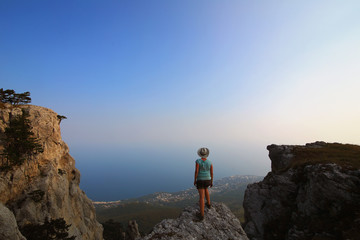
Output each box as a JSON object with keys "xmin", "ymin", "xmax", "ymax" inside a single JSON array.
[{"xmin": 2, "ymin": 1, "xmax": 360, "ymax": 200}]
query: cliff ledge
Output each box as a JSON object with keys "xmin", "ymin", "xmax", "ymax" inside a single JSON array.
[{"xmin": 244, "ymin": 141, "xmax": 360, "ymax": 240}]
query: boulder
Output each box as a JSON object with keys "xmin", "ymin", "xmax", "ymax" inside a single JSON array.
[
  {"xmin": 0, "ymin": 203, "xmax": 26, "ymax": 240},
  {"xmin": 142, "ymin": 202, "xmax": 248, "ymax": 240}
]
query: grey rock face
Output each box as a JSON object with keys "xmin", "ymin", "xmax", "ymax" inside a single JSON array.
[
  {"xmin": 243, "ymin": 170, "xmax": 298, "ymax": 240},
  {"xmin": 126, "ymin": 220, "xmax": 141, "ymax": 240},
  {"xmin": 0, "ymin": 203, "xmax": 26, "ymax": 240},
  {"xmin": 142, "ymin": 202, "xmax": 248, "ymax": 240},
  {"xmin": 267, "ymin": 141, "xmax": 328, "ymax": 173},
  {"xmin": 244, "ymin": 142, "xmax": 360, "ymax": 240},
  {"xmin": 0, "ymin": 105, "xmax": 103, "ymax": 240},
  {"xmin": 267, "ymin": 144, "xmax": 295, "ymax": 173}
]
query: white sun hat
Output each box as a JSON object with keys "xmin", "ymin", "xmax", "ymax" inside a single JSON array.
[{"xmin": 197, "ymin": 147, "xmax": 210, "ymax": 158}]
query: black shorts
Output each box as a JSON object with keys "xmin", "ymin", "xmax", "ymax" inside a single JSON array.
[{"xmin": 196, "ymin": 180, "xmax": 211, "ymax": 189}]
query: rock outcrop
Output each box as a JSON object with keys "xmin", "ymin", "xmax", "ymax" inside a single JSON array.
[
  {"xmin": 126, "ymin": 220, "xmax": 141, "ymax": 240},
  {"xmin": 142, "ymin": 202, "xmax": 248, "ymax": 240},
  {"xmin": 243, "ymin": 142, "xmax": 360, "ymax": 240},
  {"xmin": 0, "ymin": 105, "xmax": 103, "ymax": 239},
  {"xmin": 0, "ymin": 202, "xmax": 26, "ymax": 240}
]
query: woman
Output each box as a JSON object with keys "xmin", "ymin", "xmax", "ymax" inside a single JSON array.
[{"xmin": 194, "ymin": 147, "xmax": 213, "ymax": 220}]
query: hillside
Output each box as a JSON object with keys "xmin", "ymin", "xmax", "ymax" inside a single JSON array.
[
  {"xmin": 96, "ymin": 202, "xmax": 181, "ymax": 235},
  {"xmin": 95, "ymin": 175, "xmax": 263, "ymax": 234}
]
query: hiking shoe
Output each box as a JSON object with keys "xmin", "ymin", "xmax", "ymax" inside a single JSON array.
[
  {"xmin": 196, "ymin": 212, "xmax": 204, "ymax": 221},
  {"xmin": 206, "ymin": 203, "xmax": 211, "ymax": 209}
]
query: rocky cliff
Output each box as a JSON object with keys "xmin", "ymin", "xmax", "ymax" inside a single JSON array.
[
  {"xmin": 141, "ymin": 202, "xmax": 248, "ymax": 240},
  {"xmin": 0, "ymin": 202, "xmax": 26, "ymax": 240},
  {"xmin": 243, "ymin": 142, "xmax": 360, "ymax": 240},
  {"xmin": 0, "ymin": 105, "xmax": 103, "ymax": 239}
]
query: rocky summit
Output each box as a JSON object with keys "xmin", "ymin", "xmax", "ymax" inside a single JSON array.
[
  {"xmin": 0, "ymin": 105, "xmax": 103, "ymax": 240},
  {"xmin": 243, "ymin": 142, "xmax": 360, "ymax": 240},
  {"xmin": 141, "ymin": 202, "xmax": 248, "ymax": 240}
]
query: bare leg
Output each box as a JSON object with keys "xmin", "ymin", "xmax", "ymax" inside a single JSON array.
[
  {"xmin": 205, "ymin": 188, "xmax": 211, "ymax": 206},
  {"xmin": 198, "ymin": 189, "xmax": 205, "ymax": 216}
]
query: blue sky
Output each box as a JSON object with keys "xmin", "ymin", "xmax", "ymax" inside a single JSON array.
[{"xmin": 1, "ymin": 1, "xmax": 360, "ymax": 200}]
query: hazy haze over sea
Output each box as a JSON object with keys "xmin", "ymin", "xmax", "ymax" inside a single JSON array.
[{"xmin": 70, "ymin": 144, "xmax": 269, "ymax": 201}]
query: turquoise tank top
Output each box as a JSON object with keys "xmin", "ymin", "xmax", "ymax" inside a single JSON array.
[{"xmin": 196, "ymin": 159, "xmax": 212, "ymax": 180}]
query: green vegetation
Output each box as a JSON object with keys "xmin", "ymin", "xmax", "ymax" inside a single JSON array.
[
  {"xmin": 291, "ymin": 143, "xmax": 360, "ymax": 169},
  {"xmin": 96, "ymin": 187, "xmax": 248, "ymax": 235},
  {"xmin": 96, "ymin": 202, "xmax": 182, "ymax": 234},
  {"xmin": 102, "ymin": 219, "xmax": 125, "ymax": 240},
  {"xmin": 211, "ymin": 187, "xmax": 247, "ymax": 223},
  {"xmin": 29, "ymin": 190, "xmax": 45, "ymax": 202},
  {"xmin": 162, "ymin": 187, "xmax": 247, "ymax": 223},
  {"xmin": 57, "ymin": 115, "xmax": 67, "ymax": 123},
  {"xmin": 0, "ymin": 109, "xmax": 43, "ymax": 171},
  {"xmin": 0, "ymin": 89, "xmax": 43, "ymax": 171},
  {"xmin": 0, "ymin": 88, "xmax": 31, "ymax": 106},
  {"xmin": 20, "ymin": 218, "xmax": 76, "ymax": 240}
]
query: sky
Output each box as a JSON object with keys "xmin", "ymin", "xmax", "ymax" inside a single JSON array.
[{"xmin": 1, "ymin": 1, "xmax": 360, "ymax": 200}]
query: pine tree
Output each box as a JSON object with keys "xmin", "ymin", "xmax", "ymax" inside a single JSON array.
[
  {"xmin": 0, "ymin": 88, "xmax": 32, "ymax": 105},
  {"xmin": 1, "ymin": 109, "xmax": 43, "ymax": 169}
]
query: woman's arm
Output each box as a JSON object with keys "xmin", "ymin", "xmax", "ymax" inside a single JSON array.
[
  {"xmin": 194, "ymin": 163, "xmax": 199, "ymax": 185},
  {"xmin": 210, "ymin": 164, "xmax": 213, "ymax": 187}
]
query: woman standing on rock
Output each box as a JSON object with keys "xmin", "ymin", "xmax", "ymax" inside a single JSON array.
[{"xmin": 194, "ymin": 147, "xmax": 213, "ymax": 220}]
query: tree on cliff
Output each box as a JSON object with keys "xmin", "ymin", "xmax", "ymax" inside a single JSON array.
[
  {"xmin": 1, "ymin": 109, "xmax": 43, "ymax": 169},
  {"xmin": 0, "ymin": 88, "xmax": 31, "ymax": 106},
  {"xmin": 57, "ymin": 115, "xmax": 67, "ymax": 123}
]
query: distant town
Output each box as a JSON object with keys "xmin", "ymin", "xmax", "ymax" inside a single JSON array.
[{"xmin": 93, "ymin": 175, "xmax": 263, "ymax": 209}]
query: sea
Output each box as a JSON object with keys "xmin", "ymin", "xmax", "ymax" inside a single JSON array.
[{"xmin": 68, "ymin": 142, "xmax": 270, "ymax": 201}]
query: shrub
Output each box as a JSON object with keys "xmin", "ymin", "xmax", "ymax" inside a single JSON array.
[
  {"xmin": 29, "ymin": 190, "xmax": 45, "ymax": 202},
  {"xmin": 291, "ymin": 143, "xmax": 360, "ymax": 169},
  {"xmin": 20, "ymin": 218, "xmax": 76, "ymax": 240},
  {"xmin": 102, "ymin": 219, "xmax": 125, "ymax": 240}
]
